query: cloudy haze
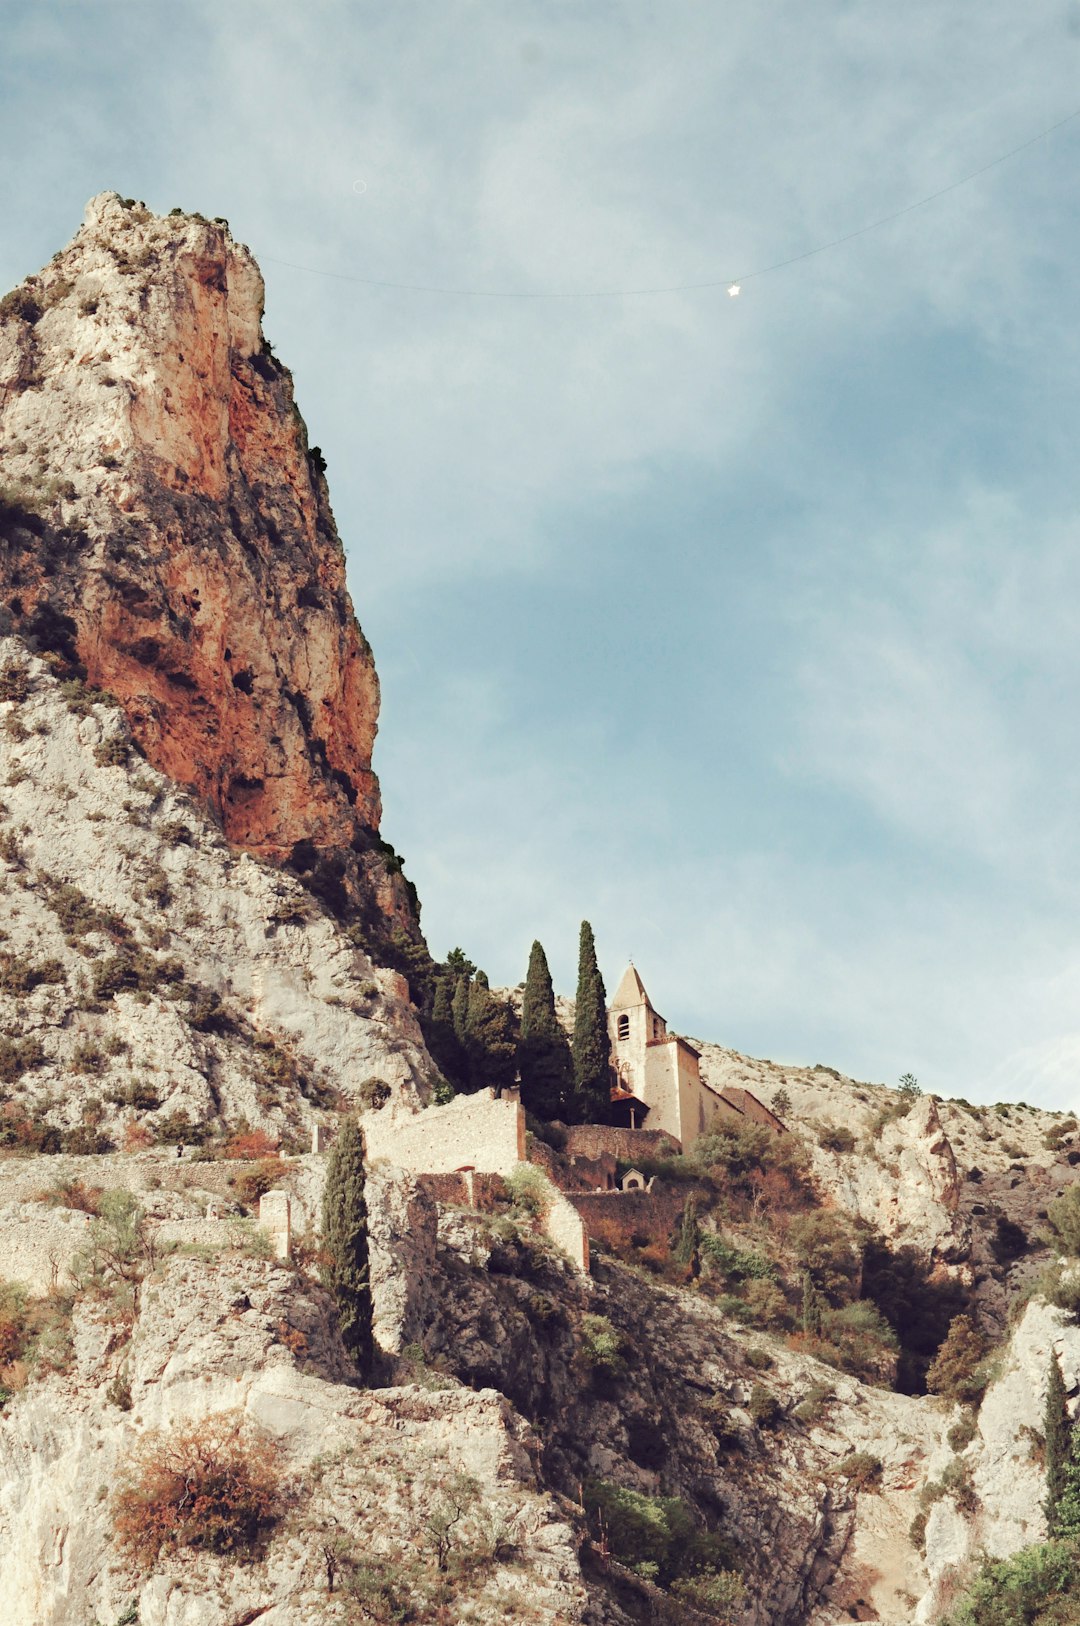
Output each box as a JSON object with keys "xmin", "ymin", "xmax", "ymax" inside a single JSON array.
[{"xmin": 4, "ymin": 1, "xmax": 1080, "ymax": 1104}]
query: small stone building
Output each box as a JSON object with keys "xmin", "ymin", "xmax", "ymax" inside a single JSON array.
[{"xmin": 607, "ymin": 964, "xmax": 785, "ymax": 1152}]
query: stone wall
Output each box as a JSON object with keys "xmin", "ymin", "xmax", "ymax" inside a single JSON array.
[
  {"xmin": 567, "ymin": 1184, "xmax": 688, "ymax": 1254},
  {"xmin": 415, "ymin": 1171, "xmax": 505, "ymax": 1212},
  {"xmin": 528, "ymin": 1139, "xmax": 617, "ymax": 1193},
  {"xmin": 562, "ymin": 1125, "xmax": 680, "ymax": 1163},
  {"xmin": 363, "ymin": 1089, "xmax": 525, "ymax": 1176}
]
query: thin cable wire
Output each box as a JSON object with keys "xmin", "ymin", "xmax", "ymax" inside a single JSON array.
[{"xmin": 262, "ymin": 102, "xmax": 1080, "ymax": 299}]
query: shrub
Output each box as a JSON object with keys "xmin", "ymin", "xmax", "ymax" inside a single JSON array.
[
  {"xmin": 504, "ymin": 1163, "xmax": 552, "ymax": 1218},
  {"xmin": 0, "ymin": 950, "xmax": 66, "ymax": 995},
  {"xmin": 231, "ymin": 1160, "xmax": 282, "ymax": 1208},
  {"xmin": 926, "ymin": 1315, "xmax": 988, "ymax": 1404},
  {"xmin": 747, "ymin": 1383, "xmax": 781, "ymax": 1428},
  {"xmin": 579, "ymin": 1313, "xmax": 626, "ymax": 1380},
  {"xmin": 582, "ymin": 1478, "xmax": 736, "ymax": 1588},
  {"xmin": 699, "ymin": 1232, "xmax": 775, "ymax": 1282},
  {"xmin": 92, "ymin": 949, "xmax": 184, "ymax": 1003},
  {"xmin": 1047, "ymin": 1185, "xmax": 1080, "ymax": 1257},
  {"xmin": 0, "ymin": 1034, "xmax": 45, "ymax": 1082},
  {"xmin": 787, "ymin": 1210, "xmax": 862, "ymax": 1303},
  {"xmin": 224, "ymin": 1128, "xmax": 279, "ymax": 1161},
  {"xmin": 792, "ymin": 1380, "xmax": 833, "ymax": 1425},
  {"xmin": 947, "ymin": 1412, "xmax": 979, "ymax": 1453},
  {"xmin": 0, "ymin": 662, "xmax": 30, "ymax": 702},
  {"xmin": 832, "ymin": 1452, "xmax": 883, "ymax": 1493},
  {"xmin": 940, "ymin": 1540, "xmax": 1080, "ymax": 1626},
  {"xmin": 816, "ymin": 1122, "xmax": 856, "ymax": 1154},
  {"xmin": 1034, "ymin": 1262, "xmax": 1080, "ymax": 1319},
  {"xmin": 113, "ymin": 1413, "xmax": 282, "ymax": 1563},
  {"xmin": 33, "ymin": 1178, "xmax": 102, "ymax": 1214},
  {"xmin": 992, "ymin": 1215, "xmax": 1029, "ymax": 1264},
  {"xmin": 94, "ymin": 737, "xmax": 129, "ymax": 768}
]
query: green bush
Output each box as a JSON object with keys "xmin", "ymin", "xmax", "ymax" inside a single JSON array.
[
  {"xmin": 504, "ymin": 1164, "xmax": 552, "ymax": 1218},
  {"xmin": 1047, "ymin": 1186, "xmax": 1080, "ymax": 1257},
  {"xmin": 832, "ymin": 1452, "xmax": 883, "ymax": 1493},
  {"xmin": 926, "ymin": 1315, "xmax": 989, "ymax": 1404},
  {"xmin": 747, "ymin": 1383, "xmax": 781, "ymax": 1428},
  {"xmin": 579, "ymin": 1313, "xmax": 625, "ymax": 1380},
  {"xmin": 816, "ymin": 1122, "xmax": 857, "ymax": 1154},
  {"xmin": 940, "ymin": 1540, "xmax": 1080, "ymax": 1626},
  {"xmin": 700, "ymin": 1232, "xmax": 775, "ymax": 1282},
  {"xmin": 582, "ymin": 1478, "xmax": 737, "ymax": 1589},
  {"xmin": 0, "ymin": 950, "xmax": 66, "ymax": 996}
]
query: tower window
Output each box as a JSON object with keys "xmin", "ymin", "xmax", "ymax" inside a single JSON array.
[
  {"xmin": 652, "ymin": 1017, "xmax": 660, "ymax": 1039},
  {"xmin": 617, "ymin": 1014, "xmax": 630, "ymax": 1041}
]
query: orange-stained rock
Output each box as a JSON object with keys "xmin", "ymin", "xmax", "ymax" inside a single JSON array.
[{"xmin": 0, "ymin": 193, "xmax": 416, "ymax": 938}]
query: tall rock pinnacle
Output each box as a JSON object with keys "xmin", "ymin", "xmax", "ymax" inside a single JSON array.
[{"xmin": 0, "ymin": 192, "xmax": 418, "ymax": 944}]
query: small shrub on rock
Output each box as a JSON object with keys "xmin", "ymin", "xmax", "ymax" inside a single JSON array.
[
  {"xmin": 113, "ymin": 1413, "xmax": 283, "ymax": 1563},
  {"xmin": 926, "ymin": 1315, "xmax": 988, "ymax": 1404},
  {"xmin": 747, "ymin": 1382, "xmax": 781, "ymax": 1428},
  {"xmin": 579, "ymin": 1312, "xmax": 626, "ymax": 1381},
  {"xmin": 832, "ymin": 1452, "xmax": 883, "ymax": 1493}
]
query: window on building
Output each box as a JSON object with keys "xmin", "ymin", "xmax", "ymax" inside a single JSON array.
[
  {"xmin": 652, "ymin": 1017, "xmax": 660, "ymax": 1039},
  {"xmin": 617, "ymin": 1014, "xmax": 630, "ymax": 1041}
]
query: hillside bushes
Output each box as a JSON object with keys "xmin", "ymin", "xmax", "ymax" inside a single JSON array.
[
  {"xmin": 583, "ymin": 1477, "xmax": 739, "ymax": 1594},
  {"xmin": 113, "ymin": 1413, "xmax": 283, "ymax": 1563}
]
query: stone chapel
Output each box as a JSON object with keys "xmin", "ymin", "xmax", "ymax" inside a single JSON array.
[{"xmin": 607, "ymin": 964, "xmax": 786, "ymax": 1151}]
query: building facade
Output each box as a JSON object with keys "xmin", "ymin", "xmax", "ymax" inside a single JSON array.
[{"xmin": 607, "ymin": 964, "xmax": 785, "ymax": 1151}]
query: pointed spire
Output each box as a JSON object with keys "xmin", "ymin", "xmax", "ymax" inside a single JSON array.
[{"xmin": 610, "ymin": 963, "xmax": 650, "ymax": 1010}]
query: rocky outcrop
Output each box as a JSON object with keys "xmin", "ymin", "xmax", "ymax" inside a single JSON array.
[
  {"xmin": 812, "ymin": 1094, "xmax": 969, "ymax": 1261},
  {"xmin": 0, "ymin": 193, "xmax": 414, "ymax": 938},
  {"xmin": 0, "ymin": 634, "xmax": 435, "ymax": 1146},
  {"xmin": 0, "ymin": 1252, "xmax": 595, "ymax": 1626}
]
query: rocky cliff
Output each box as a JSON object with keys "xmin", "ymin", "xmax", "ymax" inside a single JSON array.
[
  {"xmin": 0, "ymin": 192, "xmax": 415, "ymax": 941},
  {"xmin": 1, "ymin": 199, "xmax": 1079, "ymax": 1626}
]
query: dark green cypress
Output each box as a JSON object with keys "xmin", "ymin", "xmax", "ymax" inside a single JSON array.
[
  {"xmin": 425, "ymin": 975, "xmax": 463, "ymax": 1086},
  {"xmin": 571, "ymin": 920, "xmax": 612, "ymax": 1124},
  {"xmin": 465, "ymin": 974, "xmax": 518, "ymax": 1093},
  {"xmin": 1046, "ymin": 1352, "xmax": 1071, "ymax": 1530},
  {"xmin": 451, "ymin": 975, "xmax": 470, "ymax": 1046},
  {"xmin": 673, "ymin": 1195, "xmax": 699, "ymax": 1270},
  {"xmin": 320, "ymin": 1117, "xmax": 372, "ymax": 1376},
  {"xmin": 518, "ymin": 940, "xmax": 572, "ymax": 1121},
  {"xmin": 801, "ymin": 1271, "xmax": 824, "ymax": 1337}
]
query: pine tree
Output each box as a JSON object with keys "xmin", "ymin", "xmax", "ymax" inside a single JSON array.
[
  {"xmin": 320, "ymin": 1117, "xmax": 372, "ymax": 1376},
  {"xmin": 571, "ymin": 920, "xmax": 612, "ymax": 1124},
  {"xmin": 1046, "ymin": 1353, "xmax": 1071, "ymax": 1531},
  {"xmin": 518, "ymin": 940, "xmax": 572, "ymax": 1121},
  {"xmin": 465, "ymin": 975, "xmax": 517, "ymax": 1093}
]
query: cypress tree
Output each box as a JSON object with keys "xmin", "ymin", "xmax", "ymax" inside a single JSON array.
[
  {"xmin": 451, "ymin": 975, "xmax": 470, "ymax": 1046},
  {"xmin": 673, "ymin": 1195, "xmax": 699, "ymax": 1271},
  {"xmin": 571, "ymin": 920, "xmax": 612, "ymax": 1124},
  {"xmin": 1046, "ymin": 1352, "xmax": 1071, "ymax": 1530},
  {"xmin": 465, "ymin": 974, "xmax": 517, "ymax": 1093},
  {"xmin": 320, "ymin": 1116, "xmax": 372, "ymax": 1377},
  {"xmin": 518, "ymin": 940, "xmax": 572, "ymax": 1121},
  {"xmin": 424, "ymin": 974, "xmax": 464, "ymax": 1087},
  {"xmin": 801, "ymin": 1271, "xmax": 824, "ymax": 1337}
]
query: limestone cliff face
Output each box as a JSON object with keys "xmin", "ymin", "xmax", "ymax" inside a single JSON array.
[{"xmin": 0, "ymin": 193, "xmax": 412, "ymax": 936}]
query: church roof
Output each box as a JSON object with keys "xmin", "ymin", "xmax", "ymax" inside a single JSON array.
[{"xmin": 610, "ymin": 963, "xmax": 651, "ymax": 1010}]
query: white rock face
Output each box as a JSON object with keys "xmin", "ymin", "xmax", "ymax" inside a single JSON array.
[
  {"xmin": 0, "ymin": 634, "xmax": 436, "ymax": 1159},
  {"xmin": 0, "ymin": 1255, "xmax": 592, "ymax": 1626}
]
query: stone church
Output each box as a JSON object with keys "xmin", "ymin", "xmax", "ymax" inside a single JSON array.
[{"xmin": 607, "ymin": 964, "xmax": 785, "ymax": 1152}]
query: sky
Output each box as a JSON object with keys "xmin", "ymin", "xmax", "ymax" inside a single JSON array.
[{"xmin": 3, "ymin": 1, "xmax": 1080, "ymax": 1107}]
